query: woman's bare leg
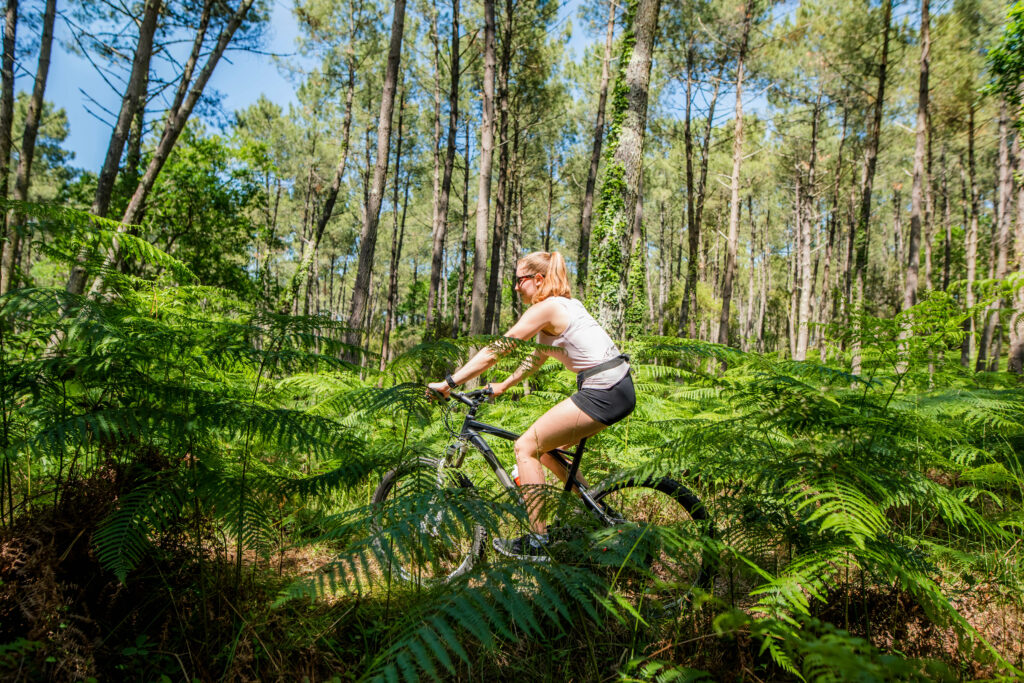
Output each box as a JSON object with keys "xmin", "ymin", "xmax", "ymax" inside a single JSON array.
[{"xmin": 515, "ymin": 398, "xmax": 606, "ymax": 534}]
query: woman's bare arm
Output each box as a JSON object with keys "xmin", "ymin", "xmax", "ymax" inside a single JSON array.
[
  {"xmin": 494, "ymin": 349, "xmax": 547, "ymax": 395},
  {"xmin": 427, "ymin": 299, "xmax": 565, "ymax": 397}
]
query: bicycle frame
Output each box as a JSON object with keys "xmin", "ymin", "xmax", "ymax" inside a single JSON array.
[{"xmin": 447, "ymin": 393, "xmax": 616, "ymax": 524}]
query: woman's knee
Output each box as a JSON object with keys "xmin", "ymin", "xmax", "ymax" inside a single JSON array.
[{"xmin": 514, "ymin": 434, "xmax": 543, "ymax": 462}]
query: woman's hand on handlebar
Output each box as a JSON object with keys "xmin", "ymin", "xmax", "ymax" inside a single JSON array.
[
  {"xmin": 486, "ymin": 382, "xmax": 504, "ymax": 398},
  {"xmin": 425, "ymin": 380, "xmax": 451, "ymax": 400}
]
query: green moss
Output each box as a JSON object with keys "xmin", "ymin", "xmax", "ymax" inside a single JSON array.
[{"xmin": 586, "ymin": 0, "xmax": 642, "ymax": 337}]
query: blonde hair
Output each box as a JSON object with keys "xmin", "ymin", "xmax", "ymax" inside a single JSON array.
[{"xmin": 517, "ymin": 251, "xmax": 571, "ymax": 302}]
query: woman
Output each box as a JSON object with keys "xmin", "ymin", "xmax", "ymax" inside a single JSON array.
[{"xmin": 427, "ymin": 251, "xmax": 635, "ymax": 559}]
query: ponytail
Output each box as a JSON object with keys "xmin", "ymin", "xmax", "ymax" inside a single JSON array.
[{"xmin": 518, "ymin": 251, "xmax": 572, "ymax": 302}]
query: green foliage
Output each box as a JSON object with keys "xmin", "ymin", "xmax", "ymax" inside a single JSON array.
[
  {"xmin": 4, "ymin": 203, "xmax": 1024, "ymax": 680},
  {"xmin": 986, "ymin": 1, "xmax": 1024, "ymax": 112}
]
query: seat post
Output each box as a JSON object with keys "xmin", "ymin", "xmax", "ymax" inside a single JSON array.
[{"xmin": 563, "ymin": 438, "xmax": 587, "ymax": 491}]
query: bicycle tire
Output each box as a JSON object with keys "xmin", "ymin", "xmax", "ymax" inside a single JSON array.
[
  {"xmin": 370, "ymin": 457, "xmax": 486, "ymax": 585},
  {"xmin": 592, "ymin": 477, "xmax": 717, "ymax": 600}
]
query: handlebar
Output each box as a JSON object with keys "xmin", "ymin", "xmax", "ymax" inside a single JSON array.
[
  {"xmin": 451, "ymin": 386, "xmax": 493, "ymax": 406},
  {"xmin": 428, "ymin": 385, "xmax": 493, "ymax": 406}
]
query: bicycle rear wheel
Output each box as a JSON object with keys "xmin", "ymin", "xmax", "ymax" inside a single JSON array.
[
  {"xmin": 370, "ymin": 457, "xmax": 485, "ymax": 585},
  {"xmin": 592, "ymin": 477, "xmax": 716, "ymax": 603}
]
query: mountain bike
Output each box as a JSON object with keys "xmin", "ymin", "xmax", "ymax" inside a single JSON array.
[{"xmin": 371, "ymin": 387, "xmax": 717, "ymax": 600}]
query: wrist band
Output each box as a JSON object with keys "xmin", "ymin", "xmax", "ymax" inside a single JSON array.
[{"xmin": 445, "ymin": 374, "xmax": 458, "ymax": 389}]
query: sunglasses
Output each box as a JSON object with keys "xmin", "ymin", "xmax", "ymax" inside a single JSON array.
[{"xmin": 515, "ymin": 273, "xmax": 542, "ymax": 287}]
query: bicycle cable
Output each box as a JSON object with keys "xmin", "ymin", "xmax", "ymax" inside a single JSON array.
[{"xmin": 441, "ymin": 394, "xmax": 459, "ymax": 438}]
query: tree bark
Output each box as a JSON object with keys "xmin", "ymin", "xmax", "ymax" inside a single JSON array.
[
  {"xmin": 903, "ymin": 0, "xmax": 928, "ymax": 318},
  {"xmin": 961, "ymin": 108, "xmax": 978, "ymax": 367},
  {"xmin": 454, "ymin": 120, "xmax": 471, "ymax": 335},
  {"xmin": 794, "ymin": 94, "xmax": 820, "ymax": 360},
  {"xmin": 0, "ymin": 0, "xmax": 56, "ymax": 295},
  {"xmin": 977, "ymin": 99, "xmax": 1012, "ymax": 371},
  {"xmin": 819, "ymin": 111, "xmax": 848, "ymax": 362},
  {"xmin": 346, "ymin": 0, "xmax": 406, "ymax": 348},
  {"xmin": 469, "ymin": 0, "xmax": 496, "ymax": 336},
  {"xmin": 717, "ymin": 0, "xmax": 753, "ymax": 348},
  {"xmin": 426, "ymin": 0, "xmax": 460, "ymax": 331},
  {"xmin": 380, "ymin": 88, "xmax": 409, "ymax": 373},
  {"xmin": 484, "ymin": 0, "xmax": 513, "ymax": 333},
  {"xmin": 0, "ymin": 0, "xmax": 16, "ymax": 200},
  {"xmin": 850, "ymin": 0, "xmax": 891, "ymax": 376},
  {"xmin": 1008, "ymin": 129, "xmax": 1024, "ymax": 374},
  {"xmin": 0, "ymin": 0, "xmax": 16, "ymax": 291},
  {"xmin": 757, "ymin": 209, "xmax": 769, "ymax": 352},
  {"xmin": 544, "ymin": 154, "xmax": 555, "ymax": 252},
  {"xmin": 576, "ymin": 0, "xmax": 615, "ymax": 297},
  {"xmin": 941, "ymin": 145, "xmax": 951, "ymax": 291}
]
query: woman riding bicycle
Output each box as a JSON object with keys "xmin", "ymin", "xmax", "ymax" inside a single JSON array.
[{"xmin": 427, "ymin": 251, "xmax": 634, "ymax": 559}]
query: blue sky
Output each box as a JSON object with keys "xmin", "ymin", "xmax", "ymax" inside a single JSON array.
[
  {"xmin": 48, "ymin": 1, "xmax": 307, "ymax": 171},
  {"xmin": 44, "ymin": 0, "xmax": 592, "ymax": 173}
]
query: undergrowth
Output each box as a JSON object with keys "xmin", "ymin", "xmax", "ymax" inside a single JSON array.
[{"xmin": 0, "ymin": 201, "xmax": 1022, "ymax": 681}]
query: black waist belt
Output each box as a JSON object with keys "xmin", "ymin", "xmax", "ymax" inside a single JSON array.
[{"xmin": 576, "ymin": 354, "xmax": 630, "ymax": 389}]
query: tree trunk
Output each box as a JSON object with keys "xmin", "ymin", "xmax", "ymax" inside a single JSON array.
[
  {"xmin": 941, "ymin": 145, "xmax": 951, "ymax": 291},
  {"xmin": 576, "ymin": 0, "xmax": 615, "ymax": 297},
  {"xmin": 850, "ymin": 0, "xmax": 891, "ymax": 376},
  {"xmin": 0, "ymin": 0, "xmax": 56, "ymax": 295},
  {"xmin": 658, "ymin": 201, "xmax": 668, "ymax": 334},
  {"xmin": 512, "ymin": 173, "xmax": 524, "ymax": 320},
  {"xmin": 679, "ymin": 44, "xmax": 697, "ymax": 336},
  {"xmin": 977, "ymin": 99, "xmax": 1012, "ymax": 371},
  {"xmin": 717, "ymin": 0, "xmax": 752, "ymax": 348},
  {"xmin": 0, "ymin": 0, "xmax": 16, "ymax": 200},
  {"xmin": 71, "ymin": 0, "xmax": 257, "ymax": 296},
  {"xmin": 903, "ymin": 0, "xmax": 928, "ymax": 319},
  {"xmin": 743, "ymin": 198, "xmax": 755, "ymax": 350},
  {"xmin": 543, "ymin": 154, "xmax": 555, "ymax": 252},
  {"xmin": 591, "ymin": 0, "xmax": 661, "ymax": 339},
  {"xmin": 1008, "ymin": 130, "xmax": 1024, "ymax": 374},
  {"xmin": 757, "ymin": 209, "xmax": 769, "ymax": 352},
  {"xmin": 892, "ymin": 186, "xmax": 903, "ymax": 286},
  {"xmin": 345, "ymin": 0, "xmax": 406, "ymax": 348},
  {"xmin": 295, "ymin": 63, "xmax": 356, "ymax": 314},
  {"xmin": 469, "ymin": 0, "xmax": 496, "ymax": 336},
  {"xmin": 380, "ymin": 97, "xmax": 410, "ymax": 373},
  {"xmin": 484, "ymin": 0, "xmax": 513, "ymax": 333},
  {"xmin": 788, "ymin": 205, "xmax": 800, "ymax": 359},
  {"xmin": 680, "ymin": 61, "xmax": 722, "ymax": 337},
  {"xmin": 795, "ymin": 94, "xmax": 820, "ymax": 360},
  {"xmin": 506, "ymin": 112, "xmax": 521, "ymax": 319},
  {"xmin": 923, "ymin": 110, "xmax": 935, "ymax": 290},
  {"xmin": 624, "ymin": 172, "xmax": 647, "ymax": 337},
  {"xmin": 454, "ymin": 120, "xmax": 471, "ymax": 335},
  {"xmin": 426, "ymin": 0, "xmax": 460, "ymax": 331},
  {"xmin": 91, "ymin": 0, "xmax": 162, "ymax": 219},
  {"xmin": 820, "ymin": 112, "xmax": 848, "ymax": 362},
  {"xmin": 961, "ymin": 108, "xmax": 978, "ymax": 367}
]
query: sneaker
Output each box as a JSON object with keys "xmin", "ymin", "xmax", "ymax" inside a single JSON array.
[{"xmin": 492, "ymin": 533, "xmax": 550, "ymax": 561}]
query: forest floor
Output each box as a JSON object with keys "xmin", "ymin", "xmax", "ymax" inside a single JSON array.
[{"xmin": 3, "ymin": 487, "xmax": 1022, "ymax": 682}]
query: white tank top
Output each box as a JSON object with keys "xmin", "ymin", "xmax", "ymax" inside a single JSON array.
[{"xmin": 537, "ymin": 297, "xmax": 630, "ymax": 389}]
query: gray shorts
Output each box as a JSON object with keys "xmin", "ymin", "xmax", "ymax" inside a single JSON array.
[{"xmin": 571, "ymin": 373, "xmax": 636, "ymax": 426}]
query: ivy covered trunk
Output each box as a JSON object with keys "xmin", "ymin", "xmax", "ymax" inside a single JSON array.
[{"xmin": 587, "ymin": 0, "xmax": 660, "ymax": 340}]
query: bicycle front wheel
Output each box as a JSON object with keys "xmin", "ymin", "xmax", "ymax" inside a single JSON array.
[
  {"xmin": 370, "ymin": 457, "xmax": 486, "ymax": 585},
  {"xmin": 592, "ymin": 477, "xmax": 716, "ymax": 601}
]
